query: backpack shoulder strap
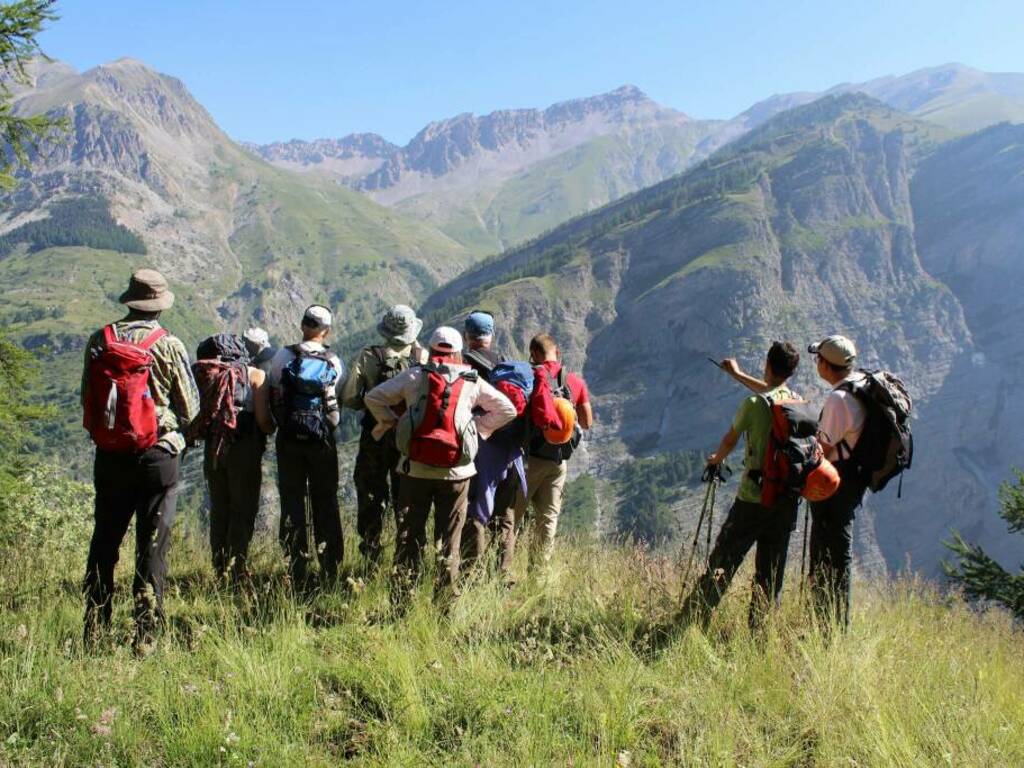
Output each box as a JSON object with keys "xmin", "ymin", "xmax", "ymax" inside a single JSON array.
[
  {"xmin": 370, "ymin": 345, "xmax": 388, "ymax": 368},
  {"xmin": 463, "ymin": 348, "xmax": 495, "ymax": 374},
  {"xmin": 137, "ymin": 327, "xmax": 167, "ymax": 350}
]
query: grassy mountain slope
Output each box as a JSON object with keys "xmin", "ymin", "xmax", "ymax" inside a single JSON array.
[
  {"xmin": 393, "ymin": 120, "xmax": 724, "ymax": 255},
  {"xmin": 3, "ymin": 59, "xmax": 471, "ymax": 338},
  {"xmin": 422, "ymin": 94, "xmax": 968, "ymax": 574},
  {"xmin": 2, "ymin": 475, "xmax": 1022, "ymax": 766}
]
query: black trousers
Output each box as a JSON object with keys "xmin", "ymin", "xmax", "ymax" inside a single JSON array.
[
  {"xmin": 353, "ymin": 427, "xmax": 401, "ymax": 563},
  {"xmin": 276, "ymin": 437, "xmax": 343, "ymax": 585},
  {"xmin": 809, "ymin": 473, "xmax": 866, "ymax": 629},
  {"xmin": 682, "ymin": 496, "xmax": 798, "ymax": 629},
  {"xmin": 205, "ymin": 431, "xmax": 265, "ymax": 581},
  {"xmin": 84, "ymin": 446, "xmax": 180, "ymax": 639},
  {"xmin": 393, "ymin": 476, "xmax": 469, "ymax": 603}
]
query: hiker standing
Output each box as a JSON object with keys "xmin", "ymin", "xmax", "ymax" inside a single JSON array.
[
  {"xmin": 189, "ymin": 334, "xmax": 275, "ymax": 584},
  {"xmin": 268, "ymin": 305, "xmax": 345, "ymax": 588},
  {"xmin": 497, "ymin": 332, "xmax": 593, "ymax": 575},
  {"xmin": 342, "ymin": 305, "xmax": 427, "ymax": 569},
  {"xmin": 81, "ymin": 269, "xmax": 200, "ymax": 652},
  {"xmin": 807, "ymin": 335, "xmax": 867, "ymax": 629},
  {"xmin": 364, "ymin": 327, "xmax": 516, "ymax": 603},
  {"xmin": 679, "ymin": 342, "xmax": 802, "ymax": 628},
  {"xmin": 459, "ymin": 311, "xmax": 531, "ymax": 575}
]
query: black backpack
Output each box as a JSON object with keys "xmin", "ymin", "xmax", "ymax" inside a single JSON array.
[
  {"xmin": 528, "ymin": 366, "xmax": 583, "ymax": 464},
  {"xmin": 463, "ymin": 347, "xmax": 505, "ymax": 383},
  {"xmin": 838, "ymin": 370, "xmax": 913, "ymax": 495}
]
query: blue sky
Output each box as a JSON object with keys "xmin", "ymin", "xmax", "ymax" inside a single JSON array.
[{"xmin": 39, "ymin": 0, "xmax": 1024, "ymax": 145}]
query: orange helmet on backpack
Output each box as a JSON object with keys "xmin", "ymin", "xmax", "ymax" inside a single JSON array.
[
  {"xmin": 802, "ymin": 451, "xmax": 841, "ymax": 501},
  {"xmin": 542, "ymin": 397, "xmax": 577, "ymax": 445}
]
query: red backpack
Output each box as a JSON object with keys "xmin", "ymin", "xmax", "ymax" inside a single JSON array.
[
  {"xmin": 760, "ymin": 396, "xmax": 840, "ymax": 508},
  {"xmin": 396, "ymin": 362, "xmax": 479, "ymax": 468},
  {"xmin": 83, "ymin": 324, "xmax": 167, "ymax": 453}
]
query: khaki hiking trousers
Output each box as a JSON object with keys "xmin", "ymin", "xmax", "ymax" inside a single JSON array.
[{"xmin": 499, "ymin": 456, "xmax": 568, "ymax": 572}]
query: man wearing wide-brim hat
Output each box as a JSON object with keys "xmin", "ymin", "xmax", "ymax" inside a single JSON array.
[
  {"xmin": 80, "ymin": 268, "xmax": 200, "ymax": 655},
  {"xmin": 341, "ymin": 304, "xmax": 428, "ymax": 570}
]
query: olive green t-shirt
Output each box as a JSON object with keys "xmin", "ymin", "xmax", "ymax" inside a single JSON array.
[{"xmin": 732, "ymin": 384, "xmax": 793, "ymax": 504}]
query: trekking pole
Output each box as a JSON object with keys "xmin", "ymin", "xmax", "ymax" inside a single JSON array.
[
  {"xmin": 680, "ymin": 479, "xmax": 714, "ymax": 589},
  {"xmin": 799, "ymin": 499, "xmax": 810, "ymax": 600},
  {"xmin": 705, "ymin": 477, "xmax": 716, "ymax": 568},
  {"xmin": 681, "ymin": 464, "xmax": 731, "ymax": 590},
  {"xmin": 305, "ymin": 483, "xmax": 315, "ymax": 577}
]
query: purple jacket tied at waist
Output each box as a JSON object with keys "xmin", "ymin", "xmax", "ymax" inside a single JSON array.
[{"xmin": 469, "ymin": 430, "xmax": 526, "ymax": 525}]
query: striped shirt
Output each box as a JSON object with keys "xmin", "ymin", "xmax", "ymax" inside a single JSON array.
[{"xmin": 81, "ymin": 318, "xmax": 201, "ymax": 455}]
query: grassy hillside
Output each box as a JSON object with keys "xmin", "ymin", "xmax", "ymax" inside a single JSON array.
[
  {"xmin": 1, "ymin": 467, "xmax": 1022, "ymax": 766},
  {"xmin": 396, "ymin": 123, "xmax": 721, "ymax": 256}
]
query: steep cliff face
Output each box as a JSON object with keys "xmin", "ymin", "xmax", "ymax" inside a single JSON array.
[
  {"xmin": 904, "ymin": 123, "xmax": 1024, "ymax": 573},
  {"xmin": 423, "ymin": 94, "xmax": 972, "ymax": 573}
]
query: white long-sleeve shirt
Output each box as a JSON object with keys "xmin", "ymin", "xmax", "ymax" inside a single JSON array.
[{"xmin": 365, "ymin": 361, "xmax": 516, "ymax": 480}]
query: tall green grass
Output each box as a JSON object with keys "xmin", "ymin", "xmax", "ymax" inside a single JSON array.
[{"xmin": 1, "ymin": 503, "xmax": 1022, "ymax": 766}]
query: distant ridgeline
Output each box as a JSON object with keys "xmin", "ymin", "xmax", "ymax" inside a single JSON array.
[{"xmin": 0, "ymin": 196, "xmax": 146, "ymax": 257}]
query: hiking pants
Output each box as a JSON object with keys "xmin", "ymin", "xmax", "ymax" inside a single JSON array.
[
  {"xmin": 353, "ymin": 426, "xmax": 401, "ymax": 564},
  {"xmin": 276, "ymin": 437, "xmax": 343, "ymax": 586},
  {"xmin": 84, "ymin": 446, "xmax": 180, "ymax": 641},
  {"xmin": 205, "ymin": 431, "xmax": 265, "ymax": 582},
  {"xmin": 681, "ymin": 497, "xmax": 799, "ymax": 629},
  {"xmin": 462, "ymin": 453, "xmax": 522, "ymax": 574},
  {"xmin": 393, "ymin": 476, "xmax": 469, "ymax": 603},
  {"xmin": 499, "ymin": 456, "xmax": 568, "ymax": 573},
  {"xmin": 809, "ymin": 474, "xmax": 866, "ymax": 630}
]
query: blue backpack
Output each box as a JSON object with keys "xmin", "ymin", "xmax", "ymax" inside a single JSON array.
[
  {"xmin": 491, "ymin": 360, "xmax": 534, "ymax": 398},
  {"xmin": 280, "ymin": 345, "xmax": 339, "ymax": 442},
  {"xmin": 490, "ymin": 361, "xmax": 534, "ymax": 443}
]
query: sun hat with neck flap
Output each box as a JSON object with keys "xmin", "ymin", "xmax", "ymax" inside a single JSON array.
[{"xmin": 119, "ymin": 268, "xmax": 175, "ymax": 312}]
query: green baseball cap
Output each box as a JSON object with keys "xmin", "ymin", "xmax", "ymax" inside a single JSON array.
[{"xmin": 808, "ymin": 335, "xmax": 857, "ymax": 367}]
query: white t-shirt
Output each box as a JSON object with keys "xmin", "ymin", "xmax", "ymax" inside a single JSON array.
[{"xmin": 818, "ymin": 372, "xmax": 866, "ymax": 462}]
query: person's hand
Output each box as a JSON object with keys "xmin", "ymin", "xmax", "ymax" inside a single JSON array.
[
  {"xmin": 371, "ymin": 422, "xmax": 394, "ymax": 441},
  {"xmin": 720, "ymin": 358, "xmax": 741, "ymax": 376}
]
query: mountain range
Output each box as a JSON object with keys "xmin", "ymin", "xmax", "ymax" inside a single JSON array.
[
  {"xmin": 2, "ymin": 57, "xmax": 1024, "ymax": 574},
  {"xmin": 248, "ymin": 63, "xmax": 1024, "ymax": 256}
]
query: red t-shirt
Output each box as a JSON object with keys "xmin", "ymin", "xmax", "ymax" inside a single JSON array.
[{"xmin": 529, "ymin": 360, "xmax": 589, "ymax": 431}]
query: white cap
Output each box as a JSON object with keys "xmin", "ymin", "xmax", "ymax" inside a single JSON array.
[
  {"xmin": 243, "ymin": 327, "xmax": 270, "ymax": 350},
  {"xmin": 302, "ymin": 304, "xmax": 333, "ymax": 329},
  {"xmin": 429, "ymin": 326, "xmax": 463, "ymax": 353}
]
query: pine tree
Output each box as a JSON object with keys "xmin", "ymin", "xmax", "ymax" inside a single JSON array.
[
  {"xmin": 944, "ymin": 471, "xmax": 1024, "ymax": 619},
  {"xmin": 0, "ymin": 0, "xmax": 64, "ymax": 189}
]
